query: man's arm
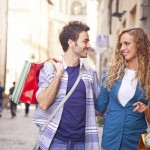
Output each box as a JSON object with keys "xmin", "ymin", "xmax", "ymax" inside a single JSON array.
[{"xmin": 37, "ymin": 60, "xmax": 64, "ymax": 111}]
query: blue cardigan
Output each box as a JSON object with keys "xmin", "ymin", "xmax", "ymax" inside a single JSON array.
[{"xmin": 96, "ymin": 74, "xmax": 148, "ymax": 150}]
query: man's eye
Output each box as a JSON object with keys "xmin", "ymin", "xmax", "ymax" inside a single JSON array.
[
  {"xmin": 83, "ymin": 41, "xmax": 88, "ymax": 44},
  {"xmin": 125, "ymin": 42, "xmax": 130, "ymax": 45}
]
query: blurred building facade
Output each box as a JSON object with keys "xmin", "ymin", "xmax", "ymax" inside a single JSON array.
[
  {"xmin": 0, "ymin": 0, "xmax": 99, "ymax": 93},
  {"xmin": 0, "ymin": 0, "xmax": 52, "ymax": 92},
  {"xmin": 0, "ymin": 0, "xmax": 8, "ymax": 86},
  {"xmin": 47, "ymin": 0, "xmax": 99, "ymax": 69},
  {"xmin": 47, "ymin": 0, "xmax": 87, "ymax": 58},
  {"xmin": 96, "ymin": 0, "xmax": 150, "ymax": 81},
  {"xmin": 1, "ymin": 0, "xmax": 149, "ymax": 91},
  {"xmin": 5, "ymin": 0, "xmax": 50, "ymax": 93}
]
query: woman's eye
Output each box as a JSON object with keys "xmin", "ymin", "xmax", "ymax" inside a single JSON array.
[{"xmin": 118, "ymin": 43, "xmax": 122, "ymax": 48}]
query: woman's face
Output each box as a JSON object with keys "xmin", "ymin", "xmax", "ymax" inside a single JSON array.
[{"xmin": 120, "ymin": 33, "xmax": 138, "ymax": 63}]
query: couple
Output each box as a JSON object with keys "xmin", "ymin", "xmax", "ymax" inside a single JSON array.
[{"xmin": 33, "ymin": 21, "xmax": 150, "ymax": 150}]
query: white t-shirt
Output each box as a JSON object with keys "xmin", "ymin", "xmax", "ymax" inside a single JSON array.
[{"xmin": 118, "ymin": 68, "xmax": 138, "ymax": 107}]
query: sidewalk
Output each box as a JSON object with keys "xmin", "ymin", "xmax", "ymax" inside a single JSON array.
[
  {"xmin": 0, "ymin": 104, "xmax": 38, "ymax": 150},
  {"xmin": 0, "ymin": 104, "xmax": 103, "ymax": 150}
]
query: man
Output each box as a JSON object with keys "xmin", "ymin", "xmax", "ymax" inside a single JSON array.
[
  {"xmin": 9, "ymin": 81, "xmax": 17, "ymax": 118},
  {"xmin": 0, "ymin": 81, "xmax": 5, "ymax": 117},
  {"xmin": 33, "ymin": 21, "xmax": 100, "ymax": 150}
]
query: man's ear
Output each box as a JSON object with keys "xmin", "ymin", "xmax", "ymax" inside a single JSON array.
[{"xmin": 68, "ymin": 39, "xmax": 74, "ymax": 48}]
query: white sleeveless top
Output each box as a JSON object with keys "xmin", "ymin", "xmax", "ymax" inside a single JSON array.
[{"xmin": 118, "ymin": 68, "xmax": 138, "ymax": 107}]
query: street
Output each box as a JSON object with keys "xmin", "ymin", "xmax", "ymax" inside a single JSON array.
[
  {"xmin": 0, "ymin": 104, "xmax": 103, "ymax": 150},
  {"xmin": 0, "ymin": 104, "xmax": 38, "ymax": 150}
]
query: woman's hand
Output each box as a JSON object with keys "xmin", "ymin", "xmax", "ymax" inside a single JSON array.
[
  {"xmin": 133, "ymin": 101, "xmax": 149, "ymax": 113},
  {"xmin": 133, "ymin": 101, "xmax": 150, "ymax": 123}
]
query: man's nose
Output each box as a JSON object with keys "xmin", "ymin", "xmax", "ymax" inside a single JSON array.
[{"xmin": 87, "ymin": 42, "xmax": 91, "ymax": 48}]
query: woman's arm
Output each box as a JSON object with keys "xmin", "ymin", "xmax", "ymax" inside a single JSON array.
[
  {"xmin": 95, "ymin": 69, "xmax": 109, "ymax": 115},
  {"xmin": 95, "ymin": 85, "xmax": 109, "ymax": 115},
  {"xmin": 145, "ymin": 108, "xmax": 150, "ymax": 123}
]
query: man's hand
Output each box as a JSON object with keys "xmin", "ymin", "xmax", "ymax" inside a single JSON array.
[{"xmin": 51, "ymin": 59, "xmax": 64, "ymax": 77}]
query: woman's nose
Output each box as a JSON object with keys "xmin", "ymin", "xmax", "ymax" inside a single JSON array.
[{"xmin": 120, "ymin": 44, "xmax": 126, "ymax": 51}]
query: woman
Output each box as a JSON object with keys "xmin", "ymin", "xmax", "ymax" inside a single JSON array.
[{"xmin": 96, "ymin": 28, "xmax": 150, "ymax": 150}]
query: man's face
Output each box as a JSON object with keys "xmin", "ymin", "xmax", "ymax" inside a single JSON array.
[{"xmin": 72, "ymin": 31, "xmax": 91, "ymax": 58}]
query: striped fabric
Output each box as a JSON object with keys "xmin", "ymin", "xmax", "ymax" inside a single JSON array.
[
  {"xmin": 33, "ymin": 60, "xmax": 101, "ymax": 150},
  {"xmin": 11, "ymin": 61, "xmax": 31, "ymax": 104}
]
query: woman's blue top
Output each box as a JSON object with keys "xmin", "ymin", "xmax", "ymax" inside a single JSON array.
[{"xmin": 96, "ymin": 73, "xmax": 148, "ymax": 150}]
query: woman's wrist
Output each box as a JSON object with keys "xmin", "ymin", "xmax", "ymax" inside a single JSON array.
[{"xmin": 144, "ymin": 106, "xmax": 150, "ymax": 114}]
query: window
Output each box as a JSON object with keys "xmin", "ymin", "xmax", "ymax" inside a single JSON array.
[{"xmin": 71, "ymin": 1, "xmax": 82, "ymax": 15}]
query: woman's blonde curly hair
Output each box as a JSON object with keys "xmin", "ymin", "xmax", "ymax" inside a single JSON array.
[{"xmin": 105, "ymin": 27, "xmax": 150, "ymax": 100}]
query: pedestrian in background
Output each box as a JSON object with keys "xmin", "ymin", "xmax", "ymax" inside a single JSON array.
[
  {"xmin": 96, "ymin": 27, "xmax": 150, "ymax": 150},
  {"xmin": 33, "ymin": 21, "xmax": 101, "ymax": 150},
  {"xmin": 9, "ymin": 81, "xmax": 17, "ymax": 118},
  {"xmin": 0, "ymin": 81, "xmax": 5, "ymax": 117},
  {"xmin": 25, "ymin": 103, "xmax": 30, "ymax": 117}
]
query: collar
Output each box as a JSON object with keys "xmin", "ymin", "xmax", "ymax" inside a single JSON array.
[{"xmin": 59, "ymin": 55, "xmax": 84, "ymax": 70}]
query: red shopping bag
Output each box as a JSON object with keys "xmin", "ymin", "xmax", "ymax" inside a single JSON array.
[
  {"xmin": 19, "ymin": 58, "xmax": 58, "ymax": 104},
  {"xmin": 19, "ymin": 62, "xmax": 44, "ymax": 104}
]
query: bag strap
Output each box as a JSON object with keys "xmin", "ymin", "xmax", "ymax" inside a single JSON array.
[{"xmin": 40, "ymin": 66, "xmax": 84, "ymax": 133}]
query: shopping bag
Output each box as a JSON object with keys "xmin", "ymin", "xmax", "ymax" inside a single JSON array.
[
  {"xmin": 138, "ymin": 134, "xmax": 150, "ymax": 150},
  {"xmin": 11, "ymin": 61, "xmax": 44, "ymax": 104},
  {"xmin": 97, "ymin": 116, "xmax": 105, "ymax": 127},
  {"xmin": 145, "ymin": 128, "xmax": 150, "ymax": 148},
  {"xmin": 12, "ymin": 58, "xmax": 58, "ymax": 104},
  {"xmin": 19, "ymin": 61, "xmax": 44, "ymax": 104}
]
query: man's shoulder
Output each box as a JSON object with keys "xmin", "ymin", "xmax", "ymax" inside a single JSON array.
[
  {"xmin": 83, "ymin": 64, "xmax": 96, "ymax": 73},
  {"xmin": 42, "ymin": 61, "xmax": 55, "ymax": 72}
]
